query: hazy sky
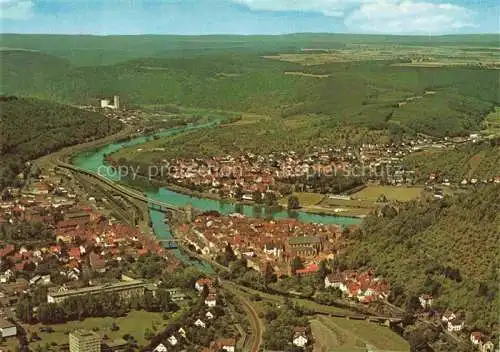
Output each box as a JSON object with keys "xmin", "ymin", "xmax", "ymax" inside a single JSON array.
[{"xmin": 1, "ymin": 0, "xmax": 499, "ymax": 35}]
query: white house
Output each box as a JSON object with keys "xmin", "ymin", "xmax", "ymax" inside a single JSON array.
[
  {"xmin": 194, "ymin": 319, "xmax": 206, "ymax": 328},
  {"xmin": 441, "ymin": 310, "xmax": 456, "ymax": 323},
  {"xmin": 418, "ymin": 294, "xmax": 433, "ymax": 309},
  {"xmin": 29, "ymin": 275, "xmax": 42, "ymax": 285},
  {"xmin": 292, "ymin": 327, "xmax": 308, "ymax": 348},
  {"xmin": 195, "ymin": 278, "xmax": 212, "ymax": 292},
  {"xmin": 481, "ymin": 341, "xmax": 495, "ymax": 352},
  {"xmin": 205, "ymin": 311, "xmax": 214, "ymax": 320},
  {"xmin": 324, "ymin": 273, "xmax": 346, "ymax": 292},
  {"xmin": 153, "ymin": 343, "xmax": 168, "ymax": 352},
  {"xmin": 211, "ymin": 338, "xmax": 236, "ymax": 352},
  {"xmin": 447, "ymin": 319, "xmax": 464, "ymax": 332},
  {"xmin": 178, "ymin": 327, "xmax": 186, "ymax": 338},
  {"xmin": 293, "ymin": 333, "xmax": 308, "ymax": 348},
  {"xmin": 471, "ymin": 332, "xmax": 483, "ymax": 345},
  {"xmin": 205, "ymin": 294, "xmax": 217, "ymax": 307},
  {"xmin": 167, "ymin": 335, "xmax": 178, "ymax": 346},
  {"xmin": 40, "ymin": 274, "xmax": 51, "ymax": 285},
  {"xmin": 242, "ymin": 194, "xmax": 253, "ymax": 201},
  {"xmin": 0, "ymin": 269, "xmax": 14, "ymax": 283},
  {"xmin": 0, "ymin": 319, "xmax": 17, "ymax": 338},
  {"xmin": 263, "ymin": 243, "xmax": 283, "ymax": 257},
  {"xmin": 221, "ymin": 341, "xmax": 236, "ymax": 352}
]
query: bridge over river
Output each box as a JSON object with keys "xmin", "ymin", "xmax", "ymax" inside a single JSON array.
[{"xmin": 56, "ymin": 161, "xmax": 180, "ymax": 212}]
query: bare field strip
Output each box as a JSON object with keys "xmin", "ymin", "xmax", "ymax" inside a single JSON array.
[{"xmin": 284, "ymin": 71, "xmax": 330, "ymax": 78}]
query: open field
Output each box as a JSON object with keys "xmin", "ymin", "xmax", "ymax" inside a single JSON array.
[
  {"xmin": 318, "ymin": 197, "xmax": 376, "ymax": 217},
  {"xmin": 316, "ymin": 186, "xmax": 425, "ymax": 216},
  {"xmin": 311, "ymin": 319, "xmax": 341, "ymax": 352},
  {"xmin": 350, "ymin": 185, "xmax": 425, "ymax": 202},
  {"xmin": 314, "ymin": 316, "xmax": 410, "ymax": 352},
  {"xmin": 23, "ymin": 310, "xmax": 178, "ymax": 349},
  {"xmin": 311, "ymin": 317, "xmax": 365, "ymax": 352},
  {"xmin": 264, "ymin": 44, "xmax": 500, "ymax": 67},
  {"xmin": 304, "ymin": 204, "xmax": 374, "ymax": 218},
  {"xmin": 284, "ymin": 71, "xmax": 330, "ymax": 78},
  {"xmin": 3, "ymin": 33, "xmax": 498, "ymax": 66},
  {"xmin": 320, "ymin": 197, "xmax": 375, "ymax": 209},
  {"xmin": 279, "ymin": 192, "xmax": 326, "ymax": 207}
]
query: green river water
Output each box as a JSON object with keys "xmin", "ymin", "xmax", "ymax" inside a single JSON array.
[{"xmin": 72, "ymin": 123, "xmax": 361, "ymax": 271}]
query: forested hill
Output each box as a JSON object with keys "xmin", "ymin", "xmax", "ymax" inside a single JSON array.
[
  {"xmin": 0, "ymin": 96, "xmax": 122, "ymax": 189},
  {"xmin": 2, "ymin": 49, "xmax": 498, "ymax": 139},
  {"xmin": 403, "ymin": 139, "xmax": 500, "ymax": 183},
  {"xmin": 339, "ymin": 185, "xmax": 499, "ymax": 332}
]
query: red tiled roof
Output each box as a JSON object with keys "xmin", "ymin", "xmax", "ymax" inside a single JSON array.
[
  {"xmin": 196, "ymin": 278, "xmax": 213, "ymax": 287},
  {"xmin": 138, "ymin": 248, "xmax": 149, "ymax": 256},
  {"xmin": 295, "ymin": 263, "xmax": 319, "ymax": 275},
  {"xmin": 205, "ymin": 294, "xmax": 217, "ymax": 301},
  {"xmin": 50, "ymin": 245, "xmax": 61, "ymax": 253},
  {"xmin": 0, "ymin": 244, "xmax": 15, "ymax": 258},
  {"xmin": 68, "ymin": 247, "xmax": 80, "ymax": 259}
]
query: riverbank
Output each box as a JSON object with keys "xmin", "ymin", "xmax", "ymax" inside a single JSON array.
[
  {"xmin": 113, "ymin": 166, "xmax": 366, "ymax": 219},
  {"xmin": 35, "ymin": 124, "xmax": 134, "ymax": 168},
  {"xmin": 147, "ymin": 205, "xmax": 214, "ymax": 273},
  {"xmin": 68, "ymin": 121, "xmax": 361, "ymax": 226},
  {"xmin": 150, "ymin": 182, "xmax": 367, "ymax": 218},
  {"xmin": 292, "ymin": 204, "xmax": 368, "ymax": 218}
]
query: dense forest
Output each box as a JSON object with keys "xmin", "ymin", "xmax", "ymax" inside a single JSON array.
[
  {"xmin": 2, "ymin": 48, "xmax": 498, "ymax": 139},
  {"xmin": 403, "ymin": 139, "xmax": 500, "ymax": 183},
  {"xmin": 0, "ymin": 96, "xmax": 122, "ymax": 189},
  {"xmin": 339, "ymin": 185, "xmax": 500, "ymax": 333}
]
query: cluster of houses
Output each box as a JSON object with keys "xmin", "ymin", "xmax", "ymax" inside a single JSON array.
[
  {"xmin": 136, "ymin": 132, "xmax": 497, "ymax": 202},
  {"xmin": 151, "ymin": 277, "xmax": 236, "ymax": 352},
  {"xmin": 0, "ymin": 168, "xmax": 175, "ymax": 319},
  {"xmin": 1, "ymin": 198, "xmax": 167, "ymax": 274},
  {"xmin": 1, "ymin": 168, "xmax": 168, "ymax": 256},
  {"xmin": 324, "ymin": 269, "xmax": 390, "ymax": 304},
  {"xmin": 153, "ymin": 337, "xmax": 236, "ymax": 352},
  {"xmin": 178, "ymin": 213, "xmax": 344, "ymax": 277},
  {"xmin": 154, "ymin": 143, "xmax": 418, "ymax": 199},
  {"xmin": 470, "ymin": 331, "xmax": 496, "ymax": 352},
  {"xmin": 427, "ymin": 173, "xmax": 500, "ymax": 189},
  {"xmin": 418, "ymin": 294, "xmax": 496, "ymax": 351},
  {"xmin": 195, "ymin": 277, "xmax": 219, "ymax": 308}
]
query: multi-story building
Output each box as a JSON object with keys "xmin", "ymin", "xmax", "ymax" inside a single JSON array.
[
  {"xmin": 48, "ymin": 279, "xmax": 150, "ymax": 303},
  {"xmin": 69, "ymin": 329, "xmax": 101, "ymax": 352}
]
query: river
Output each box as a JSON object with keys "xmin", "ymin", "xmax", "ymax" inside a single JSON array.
[{"xmin": 71, "ymin": 122, "xmax": 361, "ymax": 271}]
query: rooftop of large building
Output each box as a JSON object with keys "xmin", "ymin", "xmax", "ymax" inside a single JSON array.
[
  {"xmin": 288, "ymin": 236, "xmax": 321, "ymax": 246},
  {"xmin": 49, "ymin": 279, "xmax": 145, "ymax": 298},
  {"xmin": 70, "ymin": 329, "xmax": 100, "ymax": 339}
]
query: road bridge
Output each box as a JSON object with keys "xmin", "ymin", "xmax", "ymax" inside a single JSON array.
[
  {"xmin": 56, "ymin": 161, "xmax": 180, "ymax": 212},
  {"xmin": 158, "ymin": 238, "xmax": 185, "ymax": 249}
]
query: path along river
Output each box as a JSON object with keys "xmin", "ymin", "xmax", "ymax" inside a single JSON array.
[{"xmin": 72, "ymin": 122, "xmax": 361, "ymax": 272}]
